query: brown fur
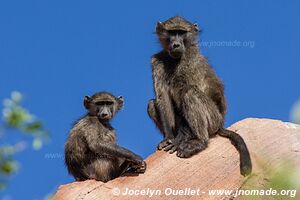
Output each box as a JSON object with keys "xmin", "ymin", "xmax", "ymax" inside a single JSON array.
[
  {"xmin": 65, "ymin": 92, "xmax": 146, "ymax": 182},
  {"xmin": 148, "ymin": 16, "xmax": 252, "ymax": 176}
]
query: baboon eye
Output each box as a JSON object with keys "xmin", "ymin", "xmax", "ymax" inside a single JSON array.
[
  {"xmin": 95, "ymin": 102, "xmax": 105, "ymax": 106},
  {"xmin": 106, "ymin": 101, "xmax": 113, "ymax": 106},
  {"xmin": 95, "ymin": 101, "xmax": 113, "ymax": 106},
  {"xmin": 167, "ymin": 30, "xmax": 187, "ymax": 35}
]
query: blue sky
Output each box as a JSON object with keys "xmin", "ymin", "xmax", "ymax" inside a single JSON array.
[{"xmin": 0, "ymin": 0, "xmax": 299, "ymax": 199}]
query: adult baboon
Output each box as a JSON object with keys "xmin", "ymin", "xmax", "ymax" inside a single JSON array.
[{"xmin": 148, "ymin": 16, "xmax": 252, "ymax": 176}]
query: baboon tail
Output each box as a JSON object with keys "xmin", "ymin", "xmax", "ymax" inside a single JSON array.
[{"xmin": 218, "ymin": 128, "xmax": 252, "ymax": 176}]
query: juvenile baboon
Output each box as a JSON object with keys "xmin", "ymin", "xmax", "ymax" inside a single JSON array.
[
  {"xmin": 148, "ymin": 16, "xmax": 252, "ymax": 176},
  {"xmin": 65, "ymin": 92, "xmax": 146, "ymax": 182}
]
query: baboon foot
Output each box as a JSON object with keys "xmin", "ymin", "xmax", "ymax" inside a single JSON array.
[{"xmin": 176, "ymin": 139, "xmax": 207, "ymax": 158}]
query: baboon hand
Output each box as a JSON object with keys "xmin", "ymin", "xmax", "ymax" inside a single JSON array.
[
  {"xmin": 162, "ymin": 137, "xmax": 181, "ymax": 154},
  {"xmin": 157, "ymin": 136, "xmax": 180, "ymax": 153},
  {"xmin": 131, "ymin": 161, "xmax": 147, "ymax": 173},
  {"xmin": 157, "ymin": 137, "xmax": 174, "ymax": 150}
]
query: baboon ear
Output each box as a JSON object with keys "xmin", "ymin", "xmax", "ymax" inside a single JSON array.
[
  {"xmin": 193, "ymin": 23, "xmax": 200, "ymax": 32},
  {"xmin": 156, "ymin": 21, "xmax": 164, "ymax": 33},
  {"xmin": 83, "ymin": 96, "xmax": 92, "ymax": 109},
  {"xmin": 117, "ymin": 96, "xmax": 124, "ymax": 109}
]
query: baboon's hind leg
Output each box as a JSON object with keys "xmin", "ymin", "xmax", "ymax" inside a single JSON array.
[{"xmin": 176, "ymin": 90, "xmax": 222, "ymax": 158}]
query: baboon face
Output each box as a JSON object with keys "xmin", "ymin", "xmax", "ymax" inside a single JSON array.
[
  {"xmin": 84, "ymin": 92, "xmax": 124, "ymax": 120},
  {"xmin": 156, "ymin": 16, "xmax": 199, "ymax": 59}
]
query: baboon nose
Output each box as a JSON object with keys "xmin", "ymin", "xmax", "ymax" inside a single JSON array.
[
  {"xmin": 173, "ymin": 43, "xmax": 180, "ymax": 49},
  {"xmin": 101, "ymin": 113, "xmax": 108, "ymax": 118}
]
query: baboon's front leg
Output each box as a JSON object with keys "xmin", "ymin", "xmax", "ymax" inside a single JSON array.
[{"xmin": 148, "ymin": 99, "xmax": 176, "ymax": 150}]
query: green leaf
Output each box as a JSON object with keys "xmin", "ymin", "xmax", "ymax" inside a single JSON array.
[
  {"xmin": 0, "ymin": 181, "xmax": 6, "ymax": 190},
  {"xmin": 0, "ymin": 145, "xmax": 17, "ymax": 156},
  {"xmin": 32, "ymin": 138, "xmax": 43, "ymax": 150},
  {"xmin": 11, "ymin": 91, "xmax": 23, "ymax": 103},
  {"xmin": 0, "ymin": 91, "xmax": 50, "ymax": 189},
  {"xmin": 0, "ymin": 160, "xmax": 18, "ymax": 175},
  {"xmin": 23, "ymin": 121, "xmax": 43, "ymax": 133}
]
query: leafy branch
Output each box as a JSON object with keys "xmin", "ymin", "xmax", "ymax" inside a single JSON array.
[{"xmin": 0, "ymin": 91, "xmax": 49, "ymax": 190}]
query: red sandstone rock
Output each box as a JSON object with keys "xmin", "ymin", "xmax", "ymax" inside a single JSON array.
[{"xmin": 55, "ymin": 118, "xmax": 300, "ymax": 200}]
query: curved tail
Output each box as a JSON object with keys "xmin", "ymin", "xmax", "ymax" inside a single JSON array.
[{"xmin": 218, "ymin": 128, "xmax": 252, "ymax": 176}]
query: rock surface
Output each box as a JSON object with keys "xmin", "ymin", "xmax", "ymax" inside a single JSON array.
[{"xmin": 55, "ymin": 118, "xmax": 300, "ymax": 200}]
